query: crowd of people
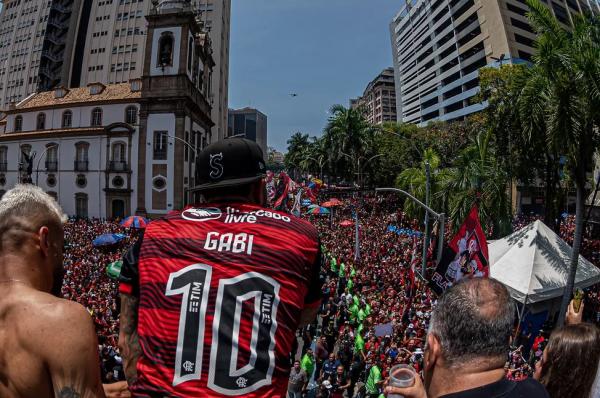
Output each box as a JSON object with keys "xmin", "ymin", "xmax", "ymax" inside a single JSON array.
[
  {"xmin": 53, "ymin": 194, "xmax": 600, "ymax": 396},
  {"xmin": 293, "ymin": 195, "xmax": 432, "ymax": 397},
  {"xmin": 61, "ymin": 218, "xmax": 136, "ymax": 384}
]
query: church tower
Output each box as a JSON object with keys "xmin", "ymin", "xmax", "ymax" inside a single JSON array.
[{"xmin": 135, "ymin": 0, "xmax": 215, "ymax": 216}]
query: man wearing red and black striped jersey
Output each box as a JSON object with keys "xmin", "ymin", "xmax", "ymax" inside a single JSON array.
[{"xmin": 118, "ymin": 138, "xmax": 322, "ymax": 398}]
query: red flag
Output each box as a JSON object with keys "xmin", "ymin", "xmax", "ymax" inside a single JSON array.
[{"xmin": 449, "ymin": 205, "xmax": 489, "ymax": 277}]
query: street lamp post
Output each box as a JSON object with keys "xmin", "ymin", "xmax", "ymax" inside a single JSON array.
[
  {"xmin": 376, "ymin": 187, "xmax": 446, "ymax": 278},
  {"xmin": 35, "ymin": 144, "xmax": 59, "ymax": 185}
]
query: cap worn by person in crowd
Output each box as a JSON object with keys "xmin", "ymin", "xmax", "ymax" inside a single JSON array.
[{"xmin": 193, "ymin": 137, "xmax": 266, "ymax": 192}]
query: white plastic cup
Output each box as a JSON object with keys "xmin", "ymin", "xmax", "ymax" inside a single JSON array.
[{"xmin": 387, "ymin": 364, "xmax": 416, "ymax": 398}]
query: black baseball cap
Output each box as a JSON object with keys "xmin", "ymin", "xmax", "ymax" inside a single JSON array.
[{"xmin": 192, "ymin": 137, "xmax": 266, "ymax": 192}]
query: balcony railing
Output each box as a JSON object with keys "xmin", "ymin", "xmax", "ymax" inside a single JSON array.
[
  {"xmin": 45, "ymin": 161, "xmax": 58, "ymax": 172},
  {"xmin": 0, "ymin": 162, "xmax": 6, "ymax": 172},
  {"xmin": 109, "ymin": 160, "xmax": 128, "ymax": 172},
  {"xmin": 74, "ymin": 160, "xmax": 88, "ymax": 172}
]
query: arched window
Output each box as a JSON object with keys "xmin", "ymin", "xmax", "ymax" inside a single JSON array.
[
  {"xmin": 36, "ymin": 113, "xmax": 46, "ymax": 130},
  {"xmin": 75, "ymin": 142, "xmax": 89, "ymax": 171},
  {"xmin": 111, "ymin": 141, "xmax": 127, "ymax": 172},
  {"xmin": 91, "ymin": 107, "xmax": 103, "ymax": 126},
  {"xmin": 46, "ymin": 143, "xmax": 58, "ymax": 171},
  {"xmin": 158, "ymin": 31, "xmax": 174, "ymax": 67},
  {"xmin": 125, "ymin": 106, "xmax": 137, "ymax": 124},
  {"xmin": 14, "ymin": 115, "xmax": 23, "ymax": 132},
  {"xmin": 62, "ymin": 110, "xmax": 72, "ymax": 128},
  {"xmin": 112, "ymin": 142, "xmax": 126, "ymax": 162},
  {"xmin": 20, "ymin": 144, "xmax": 32, "ymax": 175}
]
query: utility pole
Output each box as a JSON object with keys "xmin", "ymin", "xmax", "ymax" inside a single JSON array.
[{"xmin": 422, "ymin": 162, "xmax": 431, "ymax": 276}]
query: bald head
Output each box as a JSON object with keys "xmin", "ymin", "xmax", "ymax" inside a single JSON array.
[
  {"xmin": 429, "ymin": 278, "xmax": 514, "ymax": 368},
  {"xmin": 0, "ymin": 185, "xmax": 66, "ymax": 250}
]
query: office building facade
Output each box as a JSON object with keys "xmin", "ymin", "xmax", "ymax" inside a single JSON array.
[
  {"xmin": 389, "ymin": 0, "xmax": 600, "ymax": 125},
  {"xmin": 0, "ymin": 0, "xmax": 230, "ymax": 137},
  {"xmin": 227, "ymin": 107, "xmax": 267, "ymax": 158},
  {"xmin": 351, "ymin": 67, "xmax": 397, "ymax": 125}
]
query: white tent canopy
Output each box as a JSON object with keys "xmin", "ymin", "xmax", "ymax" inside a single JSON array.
[{"xmin": 489, "ymin": 220, "xmax": 600, "ymax": 304}]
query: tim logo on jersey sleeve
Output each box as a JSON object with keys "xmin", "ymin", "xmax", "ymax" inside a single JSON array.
[{"xmin": 182, "ymin": 207, "xmax": 223, "ymax": 222}]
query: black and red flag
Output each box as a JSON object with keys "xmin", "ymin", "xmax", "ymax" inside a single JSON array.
[{"xmin": 429, "ymin": 205, "xmax": 489, "ymax": 295}]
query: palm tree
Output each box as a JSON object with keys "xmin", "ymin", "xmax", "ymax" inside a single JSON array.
[
  {"xmin": 440, "ymin": 129, "xmax": 512, "ymax": 238},
  {"xmin": 396, "ymin": 148, "xmax": 451, "ymax": 219},
  {"xmin": 323, "ymin": 105, "xmax": 376, "ymax": 183},
  {"xmin": 284, "ymin": 132, "xmax": 310, "ymax": 178},
  {"xmin": 519, "ymin": 0, "xmax": 600, "ymax": 325}
]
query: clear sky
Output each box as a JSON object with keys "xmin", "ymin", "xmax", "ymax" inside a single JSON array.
[{"xmin": 228, "ymin": 0, "xmax": 401, "ymax": 152}]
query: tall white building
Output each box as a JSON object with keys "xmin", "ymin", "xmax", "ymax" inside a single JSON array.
[
  {"xmin": 0, "ymin": 0, "xmax": 230, "ymax": 136},
  {"xmin": 0, "ymin": 0, "xmax": 78, "ymax": 107},
  {"xmin": 389, "ymin": 0, "xmax": 600, "ymax": 125},
  {"xmin": 0, "ymin": 0, "xmax": 215, "ymax": 218}
]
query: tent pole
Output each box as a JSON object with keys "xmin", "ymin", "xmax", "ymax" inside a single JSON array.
[{"xmin": 513, "ymin": 297, "xmax": 528, "ymax": 343}]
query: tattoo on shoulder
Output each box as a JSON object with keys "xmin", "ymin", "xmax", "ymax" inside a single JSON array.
[{"xmin": 57, "ymin": 387, "xmax": 81, "ymax": 398}]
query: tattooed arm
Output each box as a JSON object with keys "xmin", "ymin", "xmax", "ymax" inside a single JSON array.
[
  {"xmin": 119, "ymin": 293, "xmax": 141, "ymax": 385},
  {"xmin": 40, "ymin": 300, "xmax": 106, "ymax": 398}
]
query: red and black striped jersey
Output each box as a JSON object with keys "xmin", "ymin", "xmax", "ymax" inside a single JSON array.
[{"xmin": 119, "ymin": 203, "xmax": 322, "ymax": 398}]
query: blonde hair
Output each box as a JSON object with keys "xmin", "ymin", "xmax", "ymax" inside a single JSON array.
[{"xmin": 0, "ymin": 185, "xmax": 67, "ymax": 248}]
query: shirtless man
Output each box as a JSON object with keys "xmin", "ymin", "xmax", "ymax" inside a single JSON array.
[{"xmin": 0, "ymin": 185, "xmax": 107, "ymax": 398}]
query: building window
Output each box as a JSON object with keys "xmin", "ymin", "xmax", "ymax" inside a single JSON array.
[
  {"xmin": 110, "ymin": 142, "xmax": 127, "ymax": 171},
  {"xmin": 76, "ymin": 174, "xmax": 87, "ymax": 188},
  {"xmin": 91, "ymin": 107, "xmax": 102, "ymax": 126},
  {"xmin": 0, "ymin": 146, "xmax": 7, "ymax": 172},
  {"xmin": 47, "ymin": 175, "xmax": 56, "ymax": 187},
  {"xmin": 112, "ymin": 176, "xmax": 124, "ymax": 188},
  {"xmin": 125, "ymin": 106, "xmax": 137, "ymax": 124},
  {"xmin": 153, "ymin": 175, "xmax": 166, "ymax": 191},
  {"xmin": 187, "ymin": 37, "xmax": 193, "ymax": 72},
  {"xmin": 157, "ymin": 31, "xmax": 174, "ymax": 67},
  {"xmin": 62, "ymin": 110, "xmax": 72, "ymax": 128},
  {"xmin": 75, "ymin": 142, "xmax": 89, "ymax": 171},
  {"xmin": 153, "ymin": 131, "xmax": 167, "ymax": 160},
  {"xmin": 75, "ymin": 193, "xmax": 88, "ymax": 218},
  {"xmin": 112, "ymin": 142, "xmax": 125, "ymax": 162},
  {"xmin": 46, "ymin": 143, "xmax": 58, "ymax": 171},
  {"xmin": 36, "ymin": 112, "xmax": 45, "ymax": 130},
  {"xmin": 14, "ymin": 115, "xmax": 22, "ymax": 131},
  {"xmin": 184, "ymin": 131, "xmax": 189, "ymax": 161}
]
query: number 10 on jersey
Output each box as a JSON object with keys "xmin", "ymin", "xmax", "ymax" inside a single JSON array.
[{"xmin": 165, "ymin": 264, "xmax": 280, "ymax": 395}]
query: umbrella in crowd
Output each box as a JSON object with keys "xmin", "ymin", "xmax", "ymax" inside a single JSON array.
[
  {"xmin": 92, "ymin": 233, "xmax": 126, "ymax": 247},
  {"xmin": 340, "ymin": 219, "xmax": 354, "ymax": 227},
  {"xmin": 306, "ymin": 206, "xmax": 330, "ymax": 215},
  {"xmin": 120, "ymin": 216, "xmax": 149, "ymax": 229},
  {"xmin": 106, "ymin": 260, "xmax": 123, "ymax": 280},
  {"xmin": 322, "ymin": 198, "xmax": 343, "ymax": 208}
]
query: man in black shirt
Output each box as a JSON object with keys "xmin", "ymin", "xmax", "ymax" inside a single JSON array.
[{"xmin": 385, "ymin": 278, "xmax": 549, "ymax": 398}]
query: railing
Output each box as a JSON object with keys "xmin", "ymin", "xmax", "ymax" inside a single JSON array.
[
  {"xmin": 109, "ymin": 160, "xmax": 128, "ymax": 172},
  {"xmin": 51, "ymin": 3, "xmax": 71, "ymax": 13},
  {"xmin": 0, "ymin": 162, "xmax": 6, "ymax": 172},
  {"xmin": 45, "ymin": 161, "xmax": 58, "ymax": 171},
  {"xmin": 38, "ymin": 67, "xmax": 58, "ymax": 79},
  {"xmin": 45, "ymin": 33, "xmax": 66, "ymax": 46},
  {"xmin": 74, "ymin": 160, "xmax": 88, "ymax": 172},
  {"xmin": 47, "ymin": 18, "xmax": 67, "ymax": 29},
  {"xmin": 41, "ymin": 50, "xmax": 64, "ymax": 63}
]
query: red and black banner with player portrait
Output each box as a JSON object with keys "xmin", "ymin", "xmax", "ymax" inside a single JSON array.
[{"xmin": 429, "ymin": 205, "xmax": 489, "ymax": 295}]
